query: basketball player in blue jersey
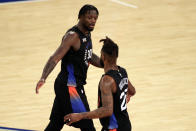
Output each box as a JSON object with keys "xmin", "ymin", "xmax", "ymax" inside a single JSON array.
[
  {"xmin": 64, "ymin": 37, "xmax": 136, "ymax": 131},
  {"xmin": 35, "ymin": 4, "xmax": 103, "ymax": 131}
]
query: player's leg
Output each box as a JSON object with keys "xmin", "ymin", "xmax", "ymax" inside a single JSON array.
[
  {"xmin": 101, "ymin": 128, "xmax": 118, "ymax": 131},
  {"xmin": 80, "ymin": 127, "xmax": 96, "ymax": 131},
  {"xmin": 117, "ymin": 121, "xmax": 132, "ymax": 131},
  {"xmin": 46, "ymin": 78, "xmax": 72, "ymax": 130},
  {"xmin": 68, "ymin": 85, "xmax": 87, "ymax": 113},
  {"xmin": 68, "ymin": 85, "xmax": 96, "ymax": 130},
  {"xmin": 78, "ymin": 86, "xmax": 96, "ymax": 131},
  {"xmin": 44, "ymin": 119, "xmax": 64, "ymax": 131}
]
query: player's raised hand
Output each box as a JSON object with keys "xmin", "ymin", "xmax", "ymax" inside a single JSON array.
[{"xmin": 36, "ymin": 79, "xmax": 45, "ymax": 94}]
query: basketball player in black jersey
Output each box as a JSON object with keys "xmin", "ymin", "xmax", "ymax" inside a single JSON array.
[
  {"xmin": 35, "ymin": 4, "xmax": 103, "ymax": 131},
  {"xmin": 64, "ymin": 37, "xmax": 136, "ymax": 131}
]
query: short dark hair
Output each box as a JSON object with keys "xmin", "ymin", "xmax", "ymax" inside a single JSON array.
[
  {"xmin": 78, "ymin": 4, "xmax": 99, "ymax": 19},
  {"xmin": 100, "ymin": 36, "xmax": 118, "ymax": 58}
]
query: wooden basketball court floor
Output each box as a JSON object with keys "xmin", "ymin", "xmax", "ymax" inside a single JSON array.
[{"xmin": 0, "ymin": 0, "xmax": 196, "ymax": 130}]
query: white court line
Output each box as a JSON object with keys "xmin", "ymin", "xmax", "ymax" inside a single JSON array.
[
  {"xmin": 110, "ymin": 0, "xmax": 138, "ymax": 8},
  {"xmin": 0, "ymin": 0, "xmax": 47, "ymax": 6}
]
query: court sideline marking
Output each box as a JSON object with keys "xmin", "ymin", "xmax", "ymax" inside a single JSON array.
[
  {"xmin": 0, "ymin": 126, "xmax": 35, "ymax": 131},
  {"xmin": 110, "ymin": 0, "xmax": 138, "ymax": 8},
  {"xmin": 0, "ymin": 0, "xmax": 47, "ymax": 6}
]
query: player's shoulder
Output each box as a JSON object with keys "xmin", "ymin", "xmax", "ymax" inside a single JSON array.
[
  {"xmin": 65, "ymin": 31, "xmax": 79, "ymax": 38},
  {"xmin": 101, "ymin": 75, "xmax": 115, "ymax": 86},
  {"xmin": 102, "ymin": 75, "xmax": 113, "ymax": 81},
  {"xmin": 62, "ymin": 31, "xmax": 79, "ymax": 43},
  {"xmin": 118, "ymin": 66, "xmax": 128, "ymax": 75},
  {"xmin": 118, "ymin": 65, "xmax": 126, "ymax": 71},
  {"xmin": 100, "ymin": 75, "xmax": 117, "ymax": 93}
]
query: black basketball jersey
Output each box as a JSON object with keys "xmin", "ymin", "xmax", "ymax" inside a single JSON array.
[
  {"xmin": 57, "ymin": 26, "xmax": 92, "ymax": 86},
  {"xmin": 98, "ymin": 66, "xmax": 131, "ymax": 131}
]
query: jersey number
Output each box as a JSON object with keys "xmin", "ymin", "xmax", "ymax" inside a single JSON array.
[{"xmin": 120, "ymin": 89, "xmax": 128, "ymax": 111}]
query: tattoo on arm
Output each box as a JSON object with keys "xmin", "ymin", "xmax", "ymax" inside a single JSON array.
[
  {"xmin": 90, "ymin": 53, "xmax": 103, "ymax": 68},
  {"xmin": 41, "ymin": 57, "xmax": 57, "ymax": 80},
  {"xmin": 40, "ymin": 32, "xmax": 78, "ymax": 81},
  {"xmin": 81, "ymin": 76, "xmax": 113, "ymax": 119}
]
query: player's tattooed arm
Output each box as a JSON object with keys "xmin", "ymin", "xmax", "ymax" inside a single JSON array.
[
  {"xmin": 36, "ymin": 32, "xmax": 79, "ymax": 94},
  {"xmin": 40, "ymin": 58, "xmax": 57, "ymax": 81},
  {"xmin": 64, "ymin": 75, "xmax": 114, "ymax": 125},
  {"xmin": 40, "ymin": 32, "xmax": 79, "ymax": 81},
  {"xmin": 83, "ymin": 75, "xmax": 114, "ymax": 118},
  {"xmin": 90, "ymin": 53, "xmax": 104, "ymax": 68}
]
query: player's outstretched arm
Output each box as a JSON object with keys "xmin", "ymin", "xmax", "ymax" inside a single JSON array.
[
  {"xmin": 35, "ymin": 32, "xmax": 79, "ymax": 94},
  {"xmin": 64, "ymin": 75, "xmax": 114, "ymax": 125},
  {"xmin": 90, "ymin": 53, "xmax": 104, "ymax": 68}
]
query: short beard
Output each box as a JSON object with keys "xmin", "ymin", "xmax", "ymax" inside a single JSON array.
[{"xmin": 83, "ymin": 24, "xmax": 93, "ymax": 32}]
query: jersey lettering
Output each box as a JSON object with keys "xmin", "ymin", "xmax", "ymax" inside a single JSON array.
[
  {"xmin": 119, "ymin": 78, "xmax": 128, "ymax": 90},
  {"xmin": 84, "ymin": 49, "xmax": 92, "ymax": 66}
]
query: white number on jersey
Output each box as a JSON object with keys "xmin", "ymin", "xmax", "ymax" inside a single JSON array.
[{"xmin": 120, "ymin": 88, "xmax": 128, "ymax": 111}]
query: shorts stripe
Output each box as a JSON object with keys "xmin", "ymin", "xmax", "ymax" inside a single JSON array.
[
  {"xmin": 68, "ymin": 86, "xmax": 86, "ymax": 113},
  {"xmin": 109, "ymin": 129, "xmax": 117, "ymax": 131},
  {"xmin": 66, "ymin": 64, "xmax": 76, "ymax": 86},
  {"xmin": 108, "ymin": 114, "xmax": 118, "ymax": 129}
]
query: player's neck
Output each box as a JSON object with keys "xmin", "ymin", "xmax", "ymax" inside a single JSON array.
[
  {"xmin": 104, "ymin": 63, "xmax": 118, "ymax": 73},
  {"xmin": 77, "ymin": 23, "xmax": 89, "ymax": 35}
]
